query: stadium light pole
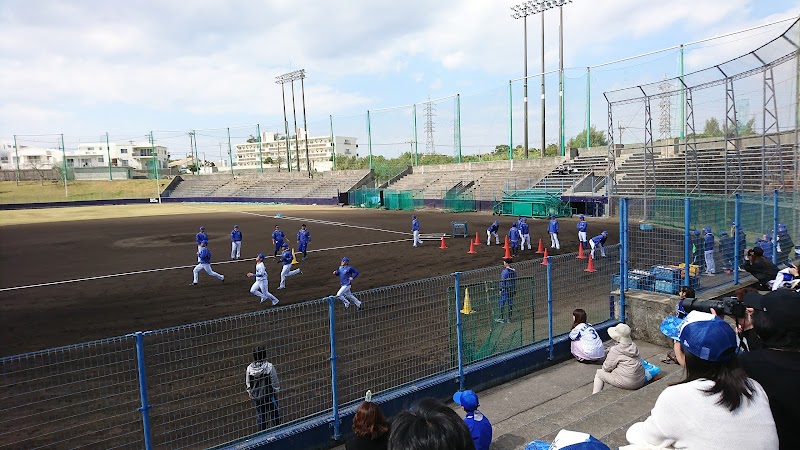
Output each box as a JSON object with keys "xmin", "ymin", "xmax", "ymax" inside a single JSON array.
[
  {"xmin": 276, "ymin": 69, "xmax": 307, "ymax": 174},
  {"xmin": 511, "ymin": 1, "xmax": 536, "ymax": 159}
]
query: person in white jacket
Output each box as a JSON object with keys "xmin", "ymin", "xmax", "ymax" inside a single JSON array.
[
  {"xmin": 569, "ymin": 309, "xmax": 604, "ymax": 363},
  {"xmin": 623, "ymin": 311, "xmax": 778, "ymax": 450},
  {"xmin": 245, "ymin": 346, "xmax": 281, "ymax": 431},
  {"xmin": 592, "ymin": 323, "xmax": 645, "ymax": 394}
]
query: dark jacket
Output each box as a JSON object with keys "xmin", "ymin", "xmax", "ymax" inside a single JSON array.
[{"xmin": 742, "ymin": 257, "xmax": 779, "ymax": 283}]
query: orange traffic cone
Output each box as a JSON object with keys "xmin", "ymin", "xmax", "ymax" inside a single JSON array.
[
  {"xmin": 440, "ymin": 236, "xmax": 448, "ymax": 249},
  {"xmin": 541, "ymin": 248, "xmax": 549, "ymax": 265},
  {"xmin": 468, "ymin": 240, "xmax": 477, "ymax": 254},
  {"xmin": 474, "ymin": 232, "xmax": 481, "ymax": 245},
  {"xmin": 585, "ymin": 255, "xmax": 597, "ymax": 272},
  {"xmin": 576, "ymin": 243, "xmax": 586, "ymax": 259},
  {"xmin": 504, "ymin": 235, "xmax": 510, "ymax": 250},
  {"xmin": 504, "ymin": 245, "xmax": 512, "ymax": 259},
  {"xmin": 535, "ymin": 239, "xmax": 544, "ymax": 254}
]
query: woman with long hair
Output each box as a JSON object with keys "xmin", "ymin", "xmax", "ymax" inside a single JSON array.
[
  {"xmin": 346, "ymin": 391, "xmax": 389, "ymax": 450},
  {"xmin": 568, "ymin": 308, "xmax": 604, "ymax": 363},
  {"xmin": 625, "ymin": 311, "xmax": 777, "ymax": 449}
]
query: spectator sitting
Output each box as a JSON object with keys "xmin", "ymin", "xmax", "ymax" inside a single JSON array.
[
  {"xmin": 388, "ymin": 397, "xmax": 475, "ymax": 450},
  {"xmin": 569, "ymin": 308, "xmax": 605, "ymax": 363},
  {"xmin": 452, "ymin": 390, "xmax": 492, "ymax": 450},
  {"xmin": 625, "ymin": 311, "xmax": 778, "ymax": 449},
  {"xmin": 740, "ymin": 289, "xmax": 800, "ymax": 449},
  {"xmin": 771, "ymin": 260, "xmax": 799, "ymax": 291},
  {"xmin": 592, "ymin": 323, "xmax": 645, "ymax": 394},
  {"xmin": 346, "ymin": 390, "xmax": 389, "ymax": 450},
  {"xmin": 742, "ymin": 246, "xmax": 779, "ymax": 290}
]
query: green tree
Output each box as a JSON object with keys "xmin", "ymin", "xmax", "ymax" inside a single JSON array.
[
  {"xmin": 702, "ymin": 117, "xmax": 723, "ymax": 137},
  {"xmin": 737, "ymin": 117, "xmax": 756, "ymax": 136},
  {"xmin": 263, "ymin": 157, "xmax": 274, "ymax": 165},
  {"xmin": 566, "ymin": 125, "xmax": 608, "ymax": 149},
  {"xmin": 246, "ymin": 135, "xmax": 259, "ymax": 143}
]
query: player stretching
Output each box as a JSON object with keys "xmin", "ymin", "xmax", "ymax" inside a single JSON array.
[
  {"xmin": 231, "ymin": 224, "xmax": 242, "ymax": 260},
  {"xmin": 272, "ymin": 225, "xmax": 286, "ymax": 258},
  {"xmin": 576, "ymin": 215, "xmax": 588, "ymax": 249},
  {"xmin": 547, "ymin": 215, "xmax": 560, "ymax": 250},
  {"xmin": 196, "ymin": 226, "xmax": 208, "ymax": 261},
  {"xmin": 589, "ymin": 231, "xmax": 608, "ymax": 259},
  {"xmin": 333, "ymin": 257, "xmax": 362, "ymax": 309},
  {"xmin": 277, "ymin": 243, "xmax": 302, "ymax": 289},
  {"xmin": 297, "ymin": 224, "xmax": 311, "ymax": 260},
  {"xmin": 191, "ymin": 241, "xmax": 225, "ymax": 285},
  {"xmin": 412, "ymin": 215, "xmax": 422, "ymax": 247},
  {"xmin": 247, "ymin": 253, "xmax": 279, "ymax": 305},
  {"xmin": 487, "ymin": 220, "xmax": 500, "ymax": 246}
]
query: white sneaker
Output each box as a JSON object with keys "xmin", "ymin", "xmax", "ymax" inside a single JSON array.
[
  {"xmin": 277, "ymin": 286, "xmax": 285, "ymax": 289},
  {"xmin": 344, "ymin": 302, "xmax": 351, "ymax": 309},
  {"xmin": 272, "ymin": 299, "xmax": 279, "ymax": 306}
]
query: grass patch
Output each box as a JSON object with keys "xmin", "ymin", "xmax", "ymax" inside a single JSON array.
[{"xmin": 0, "ymin": 180, "xmax": 164, "ymax": 204}]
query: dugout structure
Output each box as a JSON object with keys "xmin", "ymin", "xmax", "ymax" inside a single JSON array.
[
  {"xmin": 493, "ymin": 189, "xmax": 572, "ymax": 218},
  {"xmin": 447, "ymin": 276, "xmax": 535, "ymax": 365}
]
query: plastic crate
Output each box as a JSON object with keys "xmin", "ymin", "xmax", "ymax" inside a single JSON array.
[
  {"xmin": 655, "ymin": 279, "xmax": 681, "ymax": 294},
  {"xmin": 677, "ymin": 263, "xmax": 701, "ymax": 278},
  {"xmin": 651, "ymin": 265, "xmax": 681, "ymax": 282},
  {"xmin": 627, "ymin": 272, "xmax": 654, "ymax": 291}
]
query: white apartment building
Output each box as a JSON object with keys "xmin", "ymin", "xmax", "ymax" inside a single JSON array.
[
  {"xmin": 235, "ymin": 130, "xmax": 358, "ymax": 172},
  {"xmin": 0, "ymin": 141, "xmax": 62, "ymax": 170},
  {"xmin": 74, "ymin": 142, "xmax": 168, "ymax": 171}
]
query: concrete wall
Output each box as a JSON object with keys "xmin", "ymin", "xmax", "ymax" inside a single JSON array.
[{"xmin": 417, "ymin": 157, "xmax": 566, "ymax": 173}]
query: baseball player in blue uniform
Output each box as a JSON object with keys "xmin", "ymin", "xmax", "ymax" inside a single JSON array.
[
  {"xmin": 333, "ymin": 257, "xmax": 362, "ymax": 309},
  {"xmin": 589, "ymin": 231, "xmax": 608, "ymax": 259},
  {"xmin": 512, "ymin": 215, "xmax": 522, "ymax": 231},
  {"xmin": 192, "ymin": 241, "xmax": 224, "ymax": 285},
  {"xmin": 577, "ymin": 215, "xmax": 589, "ymax": 249},
  {"xmin": 412, "ymin": 215, "xmax": 422, "ymax": 247},
  {"xmin": 272, "ymin": 225, "xmax": 287, "ymax": 258},
  {"xmin": 247, "ymin": 253, "xmax": 279, "ymax": 305},
  {"xmin": 278, "ymin": 243, "xmax": 302, "ymax": 289},
  {"xmin": 196, "ymin": 226, "xmax": 208, "ymax": 261},
  {"xmin": 487, "ymin": 220, "xmax": 500, "ymax": 246},
  {"xmin": 703, "ymin": 227, "xmax": 716, "ymax": 275},
  {"xmin": 760, "ymin": 234, "xmax": 775, "ymax": 262},
  {"xmin": 547, "ymin": 215, "xmax": 560, "ymax": 250},
  {"xmin": 520, "ymin": 218, "xmax": 531, "ymax": 251},
  {"xmin": 508, "ymin": 223, "xmax": 522, "ymax": 257},
  {"xmin": 230, "ymin": 225, "xmax": 243, "ymax": 260},
  {"xmin": 296, "ymin": 224, "xmax": 311, "ymax": 260},
  {"xmin": 497, "ymin": 257, "xmax": 516, "ymax": 324}
]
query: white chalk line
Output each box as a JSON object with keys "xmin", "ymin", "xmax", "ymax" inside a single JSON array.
[
  {"xmin": 0, "ymin": 238, "xmax": 410, "ymax": 292},
  {"xmin": 239, "ymin": 211, "xmax": 411, "ymax": 236}
]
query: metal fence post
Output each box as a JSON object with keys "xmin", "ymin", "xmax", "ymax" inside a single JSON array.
[
  {"xmin": 134, "ymin": 332, "xmax": 153, "ymax": 450},
  {"xmin": 773, "ymin": 189, "xmax": 779, "ymax": 265},
  {"xmin": 734, "ymin": 193, "xmax": 742, "ymax": 284},
  {"xmin": 327, "ymin": 296, "xmax": 341, "ymax": 440},
  {"xmin": 619, "ymin": 198, "xmax": 628, "ymax": 323},
  {"xmin": 546, "ymin": 258, "xmax": 554, "ymax": 360},
  {"xmin": 454, "ymin": 272, "xmax": 465, "ymax": 391},
  {"xmin": 684, "ymin": 197, "xmax": 691, "ymax": 286}
]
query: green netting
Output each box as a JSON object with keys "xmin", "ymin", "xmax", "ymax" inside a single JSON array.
[
  {"xmin": 493, "ymin": 189, "xmax": 571, "ymax": 218},
  {"xmin": 348, "ymin": 188, "xmax": 382, "ymax": 208},
  {"xmin": 383, "ymin": 189, "xmax": 423, "ymax": 210},
  {"xmin": 447, "ymin": 277, "xmax": 535, "ymax": 365},
  {"xmin": 442, "ymin": 190, "xmax": 476, "ymax": 212}
]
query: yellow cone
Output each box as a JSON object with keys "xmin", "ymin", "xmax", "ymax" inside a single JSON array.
[
  {"xmin": 460, "ymin": 287, "xmax": 474, "ymax": 314},
  {"xmin": 291, "ymin": 248, "xmax": 299, "ymax": 265}
]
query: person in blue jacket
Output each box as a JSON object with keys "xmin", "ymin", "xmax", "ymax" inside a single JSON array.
[
  {"xmin": 760, "ymin": 234, "xmax": 775, "ymax": 262},
  {"xmin": 296, "ymin": 224, "xmax": 311, "ymax": 260},
  {"xmin": 577, "ymin": 215, "xmax": 589, "ymax": 249},
  {"xmin": 196, "ymin": 226, "xmax": 208, "ymax": 262},
  {"xmin": 703, "ymin": 227, "xmax": 716, "ymax": 275},
  {"xmin": 271, "ymin": 225, "xmax": 287, "ymax": 258},
  {"xmin": 775, "ymin": 224, "xmax": 794, "ymax": 263},
  {"xmin": 497, "ymin": 257, "xmax": 517, "ymax": 324},
  {"xmin": 590, "ymin": 231, "xmax": 608, "ymax": 259},
  {"xmin": 719, "ymin": 231, "xmax": 734, "ymax": 273},
  {"xmin": 520, "ymin": 218, "xmax": 531, "ymax": 251},
  {"xmin": 547, "ymin": 215, "xmax": 560, "ymax": 250},
  {"xmin": 278, "ymin": 243, "xmax": 302, "ymax": 289},
  {"xmin": 508, "ymin": 223, "xmax": 521, "ymax": 257},
  {"xmin": 333, "ymin": 257, "xmax": 362, "ymax": 309},
  {"xmin": 230, "ymin": 225, "xmax": 242, "ymax": 260},
  {"xmin": 452, "ymin": 389, "xmax": 492, "ymax": 450},
  {"xmin": 192, "ymin": 241, "xmax": 224, "ymax": 285},
  {"xmin": 487, "ymin": 220, "xmax": 500, "ymax": 246},
  {"xmin": 412, "ymin": 215, "xmax": 422, "ymax": 247}
]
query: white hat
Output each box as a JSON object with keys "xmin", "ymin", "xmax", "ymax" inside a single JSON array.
[{"xmin": 607, "ymin": 323, "xmax": 632, "ymax": 345}]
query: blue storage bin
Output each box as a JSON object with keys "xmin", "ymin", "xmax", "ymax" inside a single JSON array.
[
  {"xmin": 651, "ymin": 265, "xmax": 681, "ymax": 282},
  {"xmin": 655, "ymin": 279, "xmax": 680, "ymax": 294}
]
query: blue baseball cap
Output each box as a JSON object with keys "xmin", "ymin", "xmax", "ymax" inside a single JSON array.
[
  {"xmin": 693, "ymin": 230, "xmax": 700, "ymax": 236},
  {"xmin": 660, "ymin": 311, "xmax": 737, "ymax": 362},
  {"xmin": 257, "ymin": 253, "xmax": 265, "ymax": 259},
  {"xmin": 341, "ymin": 257, "xmax": 350, "ymax": 263},
  {"xmin": 281, "ymin": 242, "xmax": 289, "ymax": 248},
  {"xmin": 199, "ymin": 226, "xmax": 205, "ymax": 230},
  {"xmin": 579, "ymin": 214, "xmax": 585, "ymax": 219},
  {"xmin": 601, "ymin": 230, "xmax": 608, "ymax": 235},
  {"xmin": 412, "ymin": 215, "xmax": 416, "ymax": 219},
  {"xmin": 453, "ymin": 389, "xmax": 479, "ymax": 411},
  {"xmin": 233, "ymin": 224, "xmax": 238, "ymax": 228}
]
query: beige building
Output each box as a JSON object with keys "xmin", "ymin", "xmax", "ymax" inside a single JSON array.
[{"xmin": 235, "ymin": 130, "xmax": 358, "ymax": 172}]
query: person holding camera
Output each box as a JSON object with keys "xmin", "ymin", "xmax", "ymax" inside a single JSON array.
[
  {"xmin": 740, "ymin": 289, "xmax": 800, "ymax": 450},
  {"xmin": 742, "ymin": 246, "xmax": 779, "ymax": 290}
]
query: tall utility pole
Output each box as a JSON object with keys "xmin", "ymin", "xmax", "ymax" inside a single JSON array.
[
  {"xmin": 511, "ymin": 2, "xmax": 535, "ymax": 158},
  {"xmin": 276, "ymin": 69, "xmax": 308, "ymax": 174}
]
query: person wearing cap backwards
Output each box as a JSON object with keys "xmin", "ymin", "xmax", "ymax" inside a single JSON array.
[
  {"xmin": 277, "ymin": 243, "xmax": 302, "ymax": 289},
  {"xmin": 247, "ymin": 253, "xmax": 279, "ymax": 306},
  {"xmin": 625, "ymin": 311, "xmax": 778, "ymax": 449},
  {"xmin": 740, "ymin": 289, "xmax": 800, "ymax": 449},
  {"xmin": 486, "ymin": 220, "xmax": 500, "ymax": 246},
  {"xmin": 576, "ymin": 214, "xmax": 589, "ymax": 250},
  {"xmin": 296, "ymin": 224, "xmax": 311, "ymax": 260},
  {"xmin": 592, "ymin": 323, "xmax": 645, "ymax": 394},
  {"xmin": 589, "ymin": 231, "xmax": 608, "ymax": 260},
  {"xmin": 196, "ymin": 226, "xmax": 208, "ymax": 262},
  {"xmin": 453, "ymin": 389, "xmax": 492, "ymax": 450},
  {"xmin": 230, "ymin": 225, "xmax": 243, "ymax": 260},
  {"xmin": 411, "ymin": 215, "xmax": 422, "ymax": 247},
  {"xmin": 547, "ymin": 214, "xmax": 560, "ymax": 250},
  {"xmin": 334, "ymin": 257, "xmax": 362, "ymax": 309}
]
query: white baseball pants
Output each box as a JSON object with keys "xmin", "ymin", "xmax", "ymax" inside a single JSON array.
[
  {"xmin": 193, "ymin": 263, "xmax": 224, "ymax": 283},
  {"xmin": 578, "ymin": 231, "xmax": 587, "ymax": 244},
  {"xmin": 250, "ymin": 280, "xmax": 279, "ymax": 305},
  {"xmin": 279, "ymin": 264, "xmax": 301, "ymax": 288},
  {"xmin": 590, "ymin": 240, "xmax": 605, "ymax": 259},
  {"xmin": 231, "ymin": 241, "xmax": 241, "ymax": 259},
  {"xmin": 336, "ymin": 285, "xmax": 361, "ymax": 308},
  {"xmin": 487, "ymin": 230, "xmax": 499, "ymax": 245},
  {"xmin": 413, "ymin": 230, "xmax": 422, "ymax": 247},
  {"xmin": 550, "ymin": 232, "xmax": 560, "ymax": 250},
  {"xmin": 704, "ymin": 250, "xmax": 716, "ymax": 274}
]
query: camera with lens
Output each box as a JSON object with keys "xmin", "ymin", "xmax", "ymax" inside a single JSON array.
[{"xmin": 683, "ymin": 297, "xmax": 747, "ymax": 318}]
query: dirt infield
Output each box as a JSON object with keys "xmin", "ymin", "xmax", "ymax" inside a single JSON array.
[{"xmin": 0, "ymin": 205, "xmax": 618, "ymax": 356}]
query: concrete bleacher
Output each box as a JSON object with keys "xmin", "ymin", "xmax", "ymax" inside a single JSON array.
[{"xmin": 534, "ymin": 155, "xmax": 609, "ymax": 193}]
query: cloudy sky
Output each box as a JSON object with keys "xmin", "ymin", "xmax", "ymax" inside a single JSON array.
[{"xmin": 1, "ymin": 0, "xmax": 798, "ymax": 158}]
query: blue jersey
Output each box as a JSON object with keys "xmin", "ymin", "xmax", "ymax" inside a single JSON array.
[
  {"xmin": 509, "ymin": 226, "xmax": 520, "ymax": 243},
  {"xmin": 520, "ymin": 222, "xmax": 530, "ymax": 234},
  {"xmin": 196, "ymin": 232, "xmax": 207, "ymax": 245},
  {"xmin": 703, "ymin": 232, "xmax": 715, "ymax": 251},
  {"xmin": 548, "ymin": 219, "xmax": 559, "ymax": 234},
  {"xmin": 591, "ymin": 234, "xmax": 607, "ymax": 245},
  {"xmin": 272, "ymin": 230, "xmax": 285, "ymax": 243},
  {"xmin": 761, "ymin": 240, "xmax": 774, "ymax": 260},
  {"xmin": 488, "ymin": 222, "xmax": 499, "ymax": 233},
  {"xmin": 577, "ymin": 221, "xmax": 588, "ymax": 232},
  {"xmin": 335, "ymin": 265, "xmax": 359, "ymax": 286},
  {"xmin": 280, "ymin": 249, "xmax": 293, "ymax": 265},
  {"xmin": 412, "ymin": 219, "xmax": 420, "ymax": 231},
  {"xmin": 230, "ymin": 229, "xmax": 242, "ymax": 242},
  {"xmin": 297, "ymin": 229, "xmax": 311, "ymax": 243},
  {"xmin": 464, "ymin": 411, "xmax": 493, "ymax": 450},
  {"xmin": 198, "ymin": 247, "xmax": 211, "ymax": 264},
  {"xmin": 501, "ymin": 267, "xmax": 517, "ymax": 292}
]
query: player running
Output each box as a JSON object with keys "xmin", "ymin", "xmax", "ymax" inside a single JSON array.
[
  {"xmin": 333, "ymin": 257, "xmax": 362, "ymax": 309},
  {"xmin": 297, "ymin": 224, "xmax": 311, "ymax": 260},
  {"xmin": 277, "ymin": 243, "xmax": 302, "ymax": 289},
  {"xmin": 247, "ymin": 253, "xmax": 279, "ymax": 305},
  {"xmin": 196, "ymin": 226, "xmax": 208, "ymax": 261},
  {"xmin": 191, "ymin": 241, "xmax": 225, "ymax": 285}
]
